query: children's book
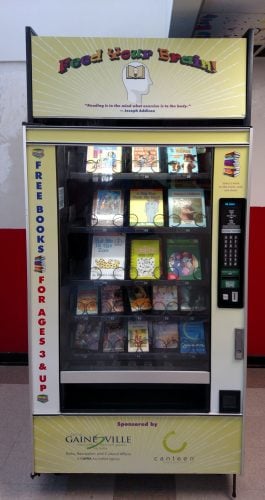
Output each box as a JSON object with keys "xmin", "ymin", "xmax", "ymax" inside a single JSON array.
[
  {"xmin": 152, "ymin": 285, "xmax": 178, "ymax": 311},
  {"xmin": 168, "ymin": 189, "xmax": 206, "ymax": 227},
  {"xmin": 178, "ymin": 286, "xmax": 206, "ymax": 312},
  {"xmin": 167, "ymin": 238, "xmax": 201, "ymax": 280},
  {"xmin": 101, "ymin": 285, "xmax": 124, "ymax": 313},
  {"xmin": 128, "ymin": 320, "xmax": 149, "ymax": 352},
  {"xmin": 152, "ymin": 322, "xmax": 179, "ymax": 349},
  {"xmin": 86, "ymin": 145, "xmax": 122, "ymax": 173},
  {"xmin": 91, "ymin": 189, "xmax": 124, "ymax": 226},
  {"xmin": 167, "ymin": 146, "xmax": 198, "ymax": 174},
  {"xmin": 130, "ymin": 239, "xmax": 161, "ymax": 279},
  {"xmin": 129, "ymin": 189, "xmax": 164, "ymax": 227},
  {"xmin": 102, "ymin": 320, "xmax": 126, "ymax": 352},
  {"xmin": 131, "ymin": 146, "xmax": 160, "ymax": 173},
  {"xmin": 90, "ymin": 234, "xmax": 125, "ymax": 280},
  {"xmin": 179, "ymin": 321, "xmax": 206, "ymax": 354},
  {"xmin": 128, "ymin": 285, "xmax": 152, "ymax": 312},
  {"xmin": 72, "ymin": 319, "xmax": 102, "ymax": 351},
  {"xmin": 76, "ymin": 286, "xmax": 98, "ymax": 315}
]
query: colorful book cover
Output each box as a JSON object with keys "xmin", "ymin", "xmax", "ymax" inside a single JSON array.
[
  {"xmin": 168, "ymin": 189, "xmax": 206, "ymax": 227},
  {"xmin": 178, "ymin": 286, "xmax": 206, "ymax": 312},
  {"xmin": 131, "ymin": 146, "xmax": 160, "ymax": 173},
  {"xmin": 101, "ymin": 285, "xmax": 124, "ymax": 313},
  {"xmin": 86, "ymin": 145, "xmax": 122, "ymax": 173},
  {"xmin": 90, "ymin": 234, "xmax": 125, "ymax": 280},
  {"xmin": 128, "ymin": 285, "xmax": 152, "ymax": 312},
  {"xmin": 167, "ymin": 238, "xmax": 201, "ymax": 280},
  {"xmin": 130, "ymin": 239, "xmax": 161, "ymax": 279},
  {"xmin": 179, "ymin": 321, "xmax": 206, "ymax": 354},
  {"xmin": 129, "ymin": 189, "xmax": 164, "ymax": 226},
  {"xmin": 152, "ymin": 322, "xmax": 179, "ymax": 349},
  {"xmin": 76, "ymin": 286, "xmax": 98, "ymax": 315},
  {"xmin": 102, "ymin": 320, "xmax": 126, "ymax": 352},
  {"xmin": 128, "ymin": 320, "xmax": 149, "ymax": 352},
  {"xmin": 152, "ymin": 285, "xmax": 178, "ymax": 311},
  {"xmin": 167, "ymin": 146, "xmax": 198, "ymax": 174},
  {"xmin": 72, "ymin": 319, "xmax": 102, "ymax": 351},
  {"xmin": 91, "ymin": 189, "xmax": 124, "ymax": 226}
]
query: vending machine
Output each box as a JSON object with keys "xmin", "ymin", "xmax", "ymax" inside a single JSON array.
[{"xmin": 24, "ymin": 28, "xmax": 253, "ymax": 495}]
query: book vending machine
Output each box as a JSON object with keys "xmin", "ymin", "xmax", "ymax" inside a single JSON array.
[{"xmin": 24, "ymin": 29, "xmax": 253, "ymax": 494}]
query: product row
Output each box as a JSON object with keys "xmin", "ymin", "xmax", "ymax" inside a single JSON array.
[
  {"xmin": 73, "ymin": 283, "xmax": 207, "ymax": 315},
  {"xmin": 70, "ymin": 317, "xmax": 207, "ymax": 354},
  {"xmin": 86, "ymin": 187, "xmax": 208, "ymax": 228},
  {"xmin": 84, "ymin": 145, "xmax": 210, "ymax": 174},
  {"xmin": 83, "ymin": 235, "xmax": 204, "ymax": 281}
]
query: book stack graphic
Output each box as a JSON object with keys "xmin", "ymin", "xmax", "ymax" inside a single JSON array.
[{"xmin": 223, "ymin": 151, "xmax": 240, "ymax": 177}]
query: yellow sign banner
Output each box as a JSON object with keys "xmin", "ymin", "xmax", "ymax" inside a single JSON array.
[
  {"xmin": 31, "ymin": 37, "xmax": 247, "ymax": 119},
  {"xmin": 33, "ymin": 415, "xmax": 242, "ymax": 474}
]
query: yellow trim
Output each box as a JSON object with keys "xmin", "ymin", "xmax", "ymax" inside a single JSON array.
[{"xmin": 26, "ymin": 128, "xmax": 250, "ymax": 146}]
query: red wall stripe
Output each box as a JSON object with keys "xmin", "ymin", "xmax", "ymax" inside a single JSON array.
[
  {"xmin": 0, "ymin": 207, "xmax": 264, "ymax": 356},
  {"xmin": 0, "ymin": 229, "xmax": 28, "ymax": 353}
]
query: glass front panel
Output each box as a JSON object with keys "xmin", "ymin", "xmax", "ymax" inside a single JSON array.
[{"xmin": 57, "ymin": 142, "xmax": 213, "ymax": 378}]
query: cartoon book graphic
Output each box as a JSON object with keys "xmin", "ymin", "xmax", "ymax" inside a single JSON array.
[
  {"xmin": 129, "ymin": 188, "xmax": 164, "ymax": 226},
  {"xmin": 86, "ymin": 145, "xmax": 122, "ymax": 173},
  {"xmin": 152, "ymin": 285, "xmax": 178, "ymax": 311},
  {"xmin": 168, "ymin": 189, "xmax": 206, "ymax": 227},
  {"xmin": 179, "ymin": 321, "xmax": 206, "ymax": 354},
  {"xmin": 223, "ymin": 151, "xmax": 240, "ymax": 177},
  {"xmin": 128, "ymin": 320, "xmax": 149, "ymax": 352},
  {"xmin": 130, "ymin": 238, "xmax": 161, "ymax": 279},
  {"xmin": 152, "ymin": 322, "xmax": 179, "ymax": 349},
  {"xmin": 167, "ymin": 146, "xmax": 198, "ymax": 174},
  {"xmin": 91, "ymin": 189, "xmax": 124, "ymax": 226},
  {"xmin": 131, "ymin": 146, "xmax": 160, "ymax": 173},
  {"xmin": 90, "ymin": 234, "xmax": 125, "ymax": 280},
  {"xmin": 76, "ymin": 286, "xmax": 98, "ymax": 315},
  {"xmin": 167, "ymin": 238, "xmax": 201, "ymax": 280}
]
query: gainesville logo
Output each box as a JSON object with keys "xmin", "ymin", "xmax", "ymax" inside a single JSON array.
[
  {"xmin": 65, "ymin": 434, "xmax": 132, "ymax": 449},
  {"xmin": 162, "ymin": 431, "xmax": 187, "ymax": 453}
]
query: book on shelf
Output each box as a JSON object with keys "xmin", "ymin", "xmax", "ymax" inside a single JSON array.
[
  {"xmin": 72, "ymin": 319, "xmax": 102, "ymax": 351},
  {"xmin": 167, "ymin": 238, "xmax": 201, "ymax": 280},
  {"xmin": 128, "ymin": 320, "xmax": 149, "ymax": 352},
  {"xmin": 131, "ymin": 146, "xmax": 160, "ymax": 173},
  {"xmin": 129, "ymin": 188, "xmax": 164, "ymax": 227},
  {"xmin": 76, "ymin": 286, "xmax": 98, "ymax": 315},
  {"xmin": 90, "ymin": 234, "xmax": 126, "ymax": 280},
  {"xmin": 152, "ymin": 322, "xmax": 179, "ymax": 349},
  {"xmin": 152, "ymin": 284, "xmax": 178, "ymax": 311},
  {"xmin": 101, "ymin": 285, "xmax": 124, "ymax": 313},
  {"xmin": 167, "ymin": 146, "xmax": 198, "ymax": 174},
  {"xmin": 91, "ymin": 189, "xmax": 124, "ymax": 226},
  {"xmin": 168, "ymin": 188, "xmax": 206, "ymax": 227},
  {"xmin": 130, "ymin": 238, "xmax": 161, "ymax": 279},
  {"xmin": 86, "ymin": 145, "xmax": 122, "ymax": 174},
  {"xmin": 179, "ymin": 321, "xmax": 206, "ymax": 354},
  {"xmin": 102, "ymin": 319, "xmax": 126, "ymax": 352},
  {"xmin": 127, "ymin": 285, "xmax": 152, "ymax": 312},
  {"xmin": 178, "ymin": 286, "xmax": 206, "ymax": 312}
]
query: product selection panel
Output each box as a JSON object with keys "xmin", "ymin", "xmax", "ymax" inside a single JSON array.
[{"xmin": 218, "ymin": 198, "xmax": 246, "ymax": 308}]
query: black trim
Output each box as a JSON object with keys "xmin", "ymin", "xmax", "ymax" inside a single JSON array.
[
  {"xmin": 244, "ymin": 29, "xmax": 255, "ymax": 126},
  {"xmin": 247, "ymin": 356, "xmax": 265, "ymax": 368},
  {"xmin": 25, "ymin": 26, "xmax": 38, "ymax": 124},
  {"xmin": 0, "ymin": 353, "xmax": 28, "ymax": 365}
]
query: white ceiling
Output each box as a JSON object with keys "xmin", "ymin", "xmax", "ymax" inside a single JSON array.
[{"xmin": 1, "ymin": 0, "xmax": 265, "ymax": 61}]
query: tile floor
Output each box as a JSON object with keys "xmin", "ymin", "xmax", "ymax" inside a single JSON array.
[{"xmin": 0, "ymin": 365, "xmax": 265, "ymax": 499}]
